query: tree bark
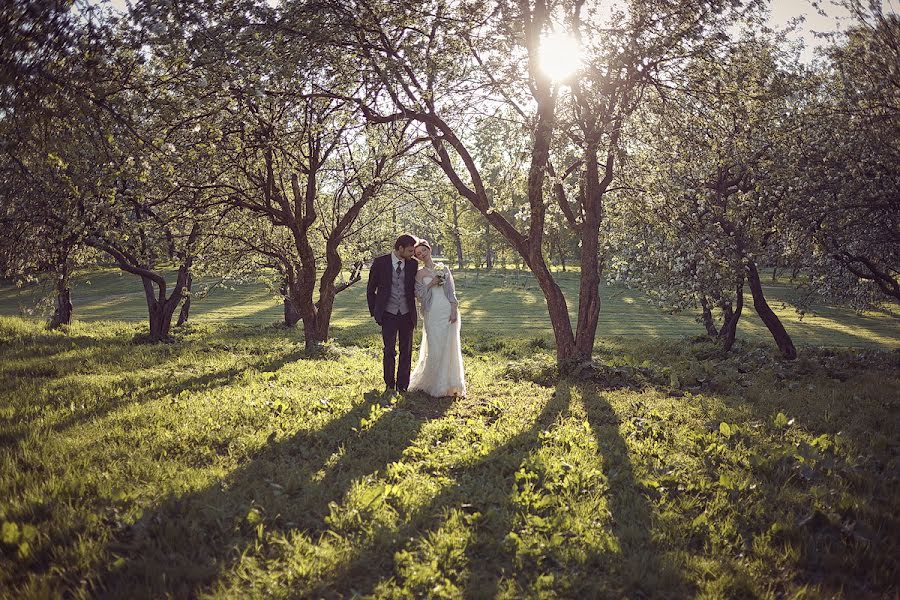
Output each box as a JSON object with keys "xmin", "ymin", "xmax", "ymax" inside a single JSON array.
[
  {"xmin": 746, "ymin": 260, "xmax": 797, "ymax": 360},
  {"xmin": 143, "ymin": 260, "xmax": 190, "ymax": 342},
  {"xmin": 282, "ymin": 282, "xmax": 302, "ymax": 327},
  {"xmin": 720, "ymin": 282, "xmax": 743, "ymax": 352},
  {"xmin": 699, "ymin": 295, "xmax": 718, "ymax": 337},
  {"xmin": 451, "ymin": 199, "xmax": 464, "ymax": 270},
  {"xmin": 484, "ymin": 222, "xmax": 493, "ymax": 270},
  {"xmin": 49, "ymin": 268, "xmax": 73, "ymax": 328},
  {"xmin": 176, "ymin": 273, "xmax": 192, "ymax": 327}
]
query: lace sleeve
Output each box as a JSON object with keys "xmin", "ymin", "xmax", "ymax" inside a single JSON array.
[{"xmin": 416, "ymin": 276, "xmax": 433, "ymax": 312}]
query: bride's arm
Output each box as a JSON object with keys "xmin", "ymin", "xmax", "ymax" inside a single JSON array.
[{"xmin": 415, "ymin": 274, "xmax": 433, "ymax": 314}]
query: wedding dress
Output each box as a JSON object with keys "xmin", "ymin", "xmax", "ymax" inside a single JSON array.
[{"xmin": 408, "ymin": 268, "xmax": 466, "ymax": 397}]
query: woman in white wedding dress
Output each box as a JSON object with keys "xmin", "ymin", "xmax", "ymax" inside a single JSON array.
[{"xmin": 408, "ymin": 240, "xmax": 466, "ymax": 397}]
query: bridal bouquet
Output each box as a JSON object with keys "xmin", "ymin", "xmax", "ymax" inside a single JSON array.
[{"xmin": 433, "ymin": 263, "xmax": 447, "ymax": 285}]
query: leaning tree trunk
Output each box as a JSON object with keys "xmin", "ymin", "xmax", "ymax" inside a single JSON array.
[
  {"xmin": 699, "ymin": 295, "xmax": 718, "ymax": 337},
  {"xmin": 746, "ymin": 261, "xmax": 797, "ymax": 360},
  {"xmin": 719, "ymin": 282, "xmax": 744, "ymax": 353},
  {"xmin": 49, "ymin": 271, "xmax": 73, "ymax": 328},
  {"xmin": 176, "ymin": 273, "xmax": 193, "ymax": 327}
]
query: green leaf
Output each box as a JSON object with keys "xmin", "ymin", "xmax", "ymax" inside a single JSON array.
[
  {"xmin": 719, "ymin": 422, "xmax": 734, "ymax": 438},
  {"xmin": 774, "ymin": 412, "xmax": 789, "ymax": 427}
]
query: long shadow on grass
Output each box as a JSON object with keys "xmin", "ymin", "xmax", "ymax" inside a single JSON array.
[
  {"xmin": 305, "ymin": 382, "xmax": 685, "ymax": 598},
  {"xmin": 302, "ymin": 387, "xmax": 572, "ymax": 598},
  {"xmin": 94, "ymin": 390, "xmax": 455, "ymax": 598},
  {"xmin": 577, "ymin": 384, "xmax": 688, "ymax": 597}
]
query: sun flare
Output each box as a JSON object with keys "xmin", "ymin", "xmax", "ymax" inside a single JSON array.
[{"xmin": 538, "ymin": 32, "xmax": 582, "ymax": 81}]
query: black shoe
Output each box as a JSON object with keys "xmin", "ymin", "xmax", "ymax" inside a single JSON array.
[{"xmin": 384, "ymin": 384, "xmax": 395, "ymax": 393}]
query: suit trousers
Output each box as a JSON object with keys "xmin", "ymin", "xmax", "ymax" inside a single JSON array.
[{"xmin": 381, "ymin": 311, "xmax": 414, "ymax": 390}]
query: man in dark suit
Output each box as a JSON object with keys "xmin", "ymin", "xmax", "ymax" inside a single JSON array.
[{"xmin": 367, "ymin": 233, "xmax": 418, "ymax": 392}]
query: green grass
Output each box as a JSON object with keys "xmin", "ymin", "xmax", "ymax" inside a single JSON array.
[
  {"xmin": 0, "ymin": 317, "xmax": 897, "ymax": 598},
  {"xmin": 2, "ymin": 267, "xmax": 897, "ymax": 348}
]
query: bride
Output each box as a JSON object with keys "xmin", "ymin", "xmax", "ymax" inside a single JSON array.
[{"xmin": 409, "ymin": 240, "xmax": 466, "ymax": 397}]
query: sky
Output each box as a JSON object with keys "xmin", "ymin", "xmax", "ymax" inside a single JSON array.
[
  {"xmin": 98, "ymin": 0, "xmax": 888, "ymax": 63},
  {"xmin": 769, "ymin": 0, "xmax": 855, "ymax": 62}
]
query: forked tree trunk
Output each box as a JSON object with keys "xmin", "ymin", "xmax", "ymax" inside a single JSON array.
[
  {"xmin": 699, "ymin": 295, "xmax": 718, "ymax": 337},
  {"xmin": 147, "ymin": 295, "xmax": 180, "ymax": 341},
  {"xmin": 747, "ymin": 261, "xmax": 797, "ymax": 360},
  {"xmin": 143, "ymin": 261, "xmax": 190, "ymax": 342}
]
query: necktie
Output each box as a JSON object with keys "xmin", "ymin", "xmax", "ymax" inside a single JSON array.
[{"xmin": 396, "ymin": 261, "xmax": 402, "ymax": 275}]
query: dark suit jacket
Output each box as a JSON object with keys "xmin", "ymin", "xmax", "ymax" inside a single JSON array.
[{"xmin": 367, "ymin": 253, "xmax": 417, "ymax": 327}]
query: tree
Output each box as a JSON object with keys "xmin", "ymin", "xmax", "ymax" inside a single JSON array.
[
  {"xmin": 785, "ymin": 4, "xmax": 899, "ymax": 308},
  {"xmin": 607, "ymin": 30, "xmax": 806, "ymax": 359},
  {"xmin": 317, "ymin": 0, "xmax": 763, "ymax": 368},
  {"xmin": 0, "ymin": 1, "xmax": 126, "ymax": 327}
]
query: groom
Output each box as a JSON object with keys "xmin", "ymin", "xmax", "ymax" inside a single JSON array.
[{"xmin": 367, "ymin": 234, "xmax": 418, "ymax": 392}]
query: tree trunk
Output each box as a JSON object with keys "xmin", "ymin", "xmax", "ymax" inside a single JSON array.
[
  {"xmin": 147, "ymin": 297, "xmax": 180, "ymax": 341},
  {"xmin": 699, "ymin": 295, "xmax": 718, "ymax": 337},
  {"xmin": 771, "ymin": 265, "xmax": 778, "ymax": 283},
  {"xmin": 484, "ymin": 222, "xmax": 493, "ymax": 270},
  {"xmin": 284, "ymin": 297, "xmax": 301, "ymax": 327},
  {"xmin": 176, "ymin": 273, "xmax": 192, "ymax": 327},
  {"xmin": 142, "ymin": 261, "xmax": 190, "ymax": 342},
  {"xmin": 746, "ymin": 261, "xmax": 797, "ymax": 360},
  {"xmin": 49, "ymin": 271, "xmax": 73, "ymax": 328},
  {"xmin": 719, "ymin": 282, "xmax": 743, "ymax": 352},
  {"xmin": 530, "ymin": 258, "xmax": 577, "ymax": 363},
  {"xmin": 719, "ymin": 301, "xmax": 734, "ymax": 332},
  {"xmin": 573, "ymin": 141, "xmax": 605, "ymax": 361},
  {"xmin": 451, "ymin": 199, "xmax": 464, "ymax": 270}
]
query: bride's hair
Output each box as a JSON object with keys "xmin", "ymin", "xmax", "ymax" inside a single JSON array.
[{"xmin": 415, "ymin": 239, "xmax": 432, "ymax": 251}]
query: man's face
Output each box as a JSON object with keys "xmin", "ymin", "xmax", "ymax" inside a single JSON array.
[{"xmin": 397, "ymin": 245, "xmax": 416, "ymax": 260}]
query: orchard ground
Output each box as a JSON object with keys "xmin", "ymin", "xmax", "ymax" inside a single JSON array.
[
  {"xmin": 1, "ymin": 267, "xmax": 898, "ymax": 347},
  {"xmin": 0, "ymin": 269, "xmax": 897, "ymax": 598}
]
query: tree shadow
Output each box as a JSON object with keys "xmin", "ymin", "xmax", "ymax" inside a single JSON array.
[
  {"xmin": 94, "ymin": 389, "xmax": 456, "ymax": 598},
  {"xmin": 306, "ymin": 385, "xmax": 572, "ymax": 598},
  {"xmin": 575, "ymin": 383, "xmax": 689, "ymax": 597},
  {"xmin": 302, "ymin": 382, "xmax": 684, "ymax": 598}
]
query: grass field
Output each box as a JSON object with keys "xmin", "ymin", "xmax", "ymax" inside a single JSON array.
[
  {"xmin": 1, "ymin": 266, "xmax": 897, "ymax": 349},
  {"xmin": 0, "ymin": 317, "xmax": 897, "ymax": 598}
]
